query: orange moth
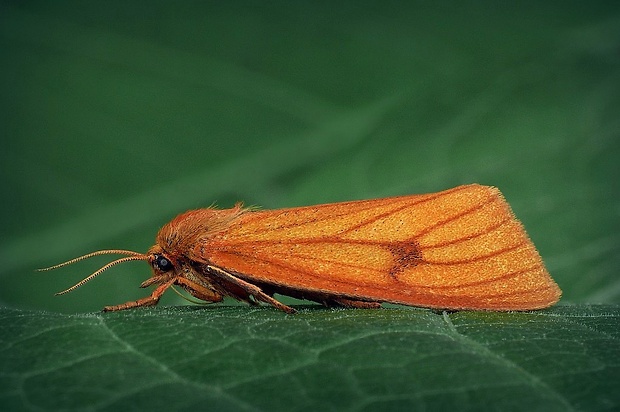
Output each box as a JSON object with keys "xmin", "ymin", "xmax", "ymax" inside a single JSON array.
[{"xmin": 42, "ymin": 184, "xmax": 561, "ymax": 313}]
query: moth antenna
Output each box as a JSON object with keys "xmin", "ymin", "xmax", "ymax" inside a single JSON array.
[
  {"xmin": 55, "ymin": 255, "xmax": 148, "ymax": 296},
  {"xmin": 38, "ymin": 249, "xmax": 143, "ymax": 271}
]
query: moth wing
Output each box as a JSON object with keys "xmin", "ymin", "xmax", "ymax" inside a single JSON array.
[{"xmin": 202, "ymin": 185, "xmax": 561, "ymax": 310}]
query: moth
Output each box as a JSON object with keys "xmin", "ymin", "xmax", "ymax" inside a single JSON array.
[{"xmin": 42, "ymin": 184, "xmax": 562, "ymax": 313}]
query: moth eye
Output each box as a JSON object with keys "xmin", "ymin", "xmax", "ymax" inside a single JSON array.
[{"xmin": 153, "ymin": 254, "xmax": 174, "ymax": 272}]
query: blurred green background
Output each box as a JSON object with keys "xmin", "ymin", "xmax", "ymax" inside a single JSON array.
[{"xmin": 1, "ymin": 1, "xmax": 619, "ymax": 313}]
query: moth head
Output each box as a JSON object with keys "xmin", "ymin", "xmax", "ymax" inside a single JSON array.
[
  {"xmin": 142, "ymin": 245, "xmax": 222, "ymax": 304},
  {"xmin": 146, "ymin": 245, "xmax": 178, "ymax": 274},
  {"xmin": 138, "ymin": 245, "xmax": 185, "ymax": 287},
  {"xmin": 150, "ymin": 253, "xmax": 174, "ymax": 272}
]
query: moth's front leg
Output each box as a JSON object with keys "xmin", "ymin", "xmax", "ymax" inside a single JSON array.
[
  {"xmin": 207, "ymin": 265, "xmax": 296, "ymax": 313},
  {"xmin": 176, "ymin": 277, "xmax": 223, "ymax": 303},
  {"xmin": 103, "ymin": 279, "xmax": 175, "ymax": 312}
]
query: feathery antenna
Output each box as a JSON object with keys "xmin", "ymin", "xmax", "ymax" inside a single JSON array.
[{"xmin": 38, "ymin": 250, "xmax": 148, "ymax": 295}]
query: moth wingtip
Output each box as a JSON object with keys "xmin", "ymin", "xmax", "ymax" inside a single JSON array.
[{"xmin": 457, "ymin": 183, "xmax": 502, "ymax": 197}]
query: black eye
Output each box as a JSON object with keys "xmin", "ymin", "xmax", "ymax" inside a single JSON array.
[{"xmin": 153, "ymin": 254, "xmax": 173, "ymax": 272}]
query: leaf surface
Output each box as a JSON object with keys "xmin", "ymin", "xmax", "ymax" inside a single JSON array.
[{"xmin": 1, "ymin": 305, "xmax": 618, "ymax": 411}]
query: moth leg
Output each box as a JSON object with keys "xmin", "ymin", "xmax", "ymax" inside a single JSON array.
[
  {"xmin": 326, "ymin": 298, "xmax": 382, "ymax": 309},
  {"xmin": 175, "ymin": 277, "xmax": 223, "ymax": 303},
  {"xmin": 103, "ymin": 279, "xmax": 175, "ymax": 312},
  {"xmin": 140, "ymin": 275, "xmax": 168, "ymax": 288},
  {"xmin": 207, "ymin": 265, "xmax": 296, "ymax": 314}
]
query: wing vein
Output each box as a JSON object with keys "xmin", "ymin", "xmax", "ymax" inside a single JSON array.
[
  {"xmin": 412, "ymin": 194, "xmax": 498, "ymax": 241},
  {"xmin": 422, "ymin": 240, "xmax": 529, "ymax": 265},
  {"xmin": 422, "ymin": 215, "xmax": 512, "ymax": 249}
]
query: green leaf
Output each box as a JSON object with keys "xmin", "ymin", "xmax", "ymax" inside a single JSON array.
[
  {"xmin": 1, "ymin": 305, "xmax": 618, "ymax": 411},
  {"xmin": 1, "ymin": 1, "xmax": 619, "ymax": 313}
]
